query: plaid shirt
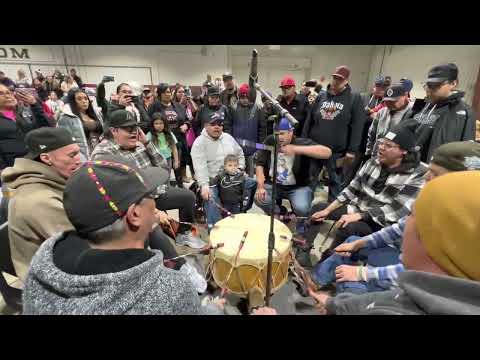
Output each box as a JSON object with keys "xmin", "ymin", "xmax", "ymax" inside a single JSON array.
[
  {"xmin": 363, "ymin": 216, "xmax": 407, "ymax": 286},
  {"xmin": 91, "ymin": 139, "xmax": 168, "ymax": 169},
  {"xmin": 337, "ymin": 158, "xmax": 427, "ymax": 227}
]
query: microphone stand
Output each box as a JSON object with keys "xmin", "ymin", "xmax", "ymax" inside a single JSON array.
[{"xmin": 249, "ymin": 54, "xmax": 297, "ymax": 307}]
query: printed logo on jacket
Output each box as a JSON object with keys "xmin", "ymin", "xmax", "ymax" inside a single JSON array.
[{"xmin": 319, "ymin": 101, "xmax": 344, "ymax": 121}]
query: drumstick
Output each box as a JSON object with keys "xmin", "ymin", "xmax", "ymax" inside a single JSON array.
[
  {"xmin": 163, "ymin": 243, "xmax": 224, "ymax": 262},
  {"xmin": 211, "ymin": 200, "xmax": 235, "ymax": 218},
  {"xmin": 280, "ymin": 235, "xmax": 308, "ymax": 247}
]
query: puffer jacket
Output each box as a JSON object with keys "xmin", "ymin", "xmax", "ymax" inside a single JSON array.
[{"xmin": 57, "ymin": 104, "xmax": 102, "ymax": 161}]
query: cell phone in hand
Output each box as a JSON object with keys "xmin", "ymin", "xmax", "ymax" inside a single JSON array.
[{"xmin": 102, "ymin": 75, "xmax": 115, "ymax": 83}]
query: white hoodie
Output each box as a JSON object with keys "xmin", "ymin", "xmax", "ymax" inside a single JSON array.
[{"xmin": 191, "ymin": 128, "xmax": 245, "ymax": 189}]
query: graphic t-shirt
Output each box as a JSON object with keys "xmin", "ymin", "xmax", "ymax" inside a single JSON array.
[
  {"xmin": 269, "ymin": 152, "xmax": 296, "ymax": 186},
  {"xmin": 146, "ymin": 131, "xmax": 178, "ymax": 160},
  {"xmin": 164, "ymin": 105, "xmax": 179, "ymax": 130}
]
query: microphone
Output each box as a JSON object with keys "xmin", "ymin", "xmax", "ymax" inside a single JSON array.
[{"xmin": 254, "ymin": 83, "xmax": 299, "ymax": 126}]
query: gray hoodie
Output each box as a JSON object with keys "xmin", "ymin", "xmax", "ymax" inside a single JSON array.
[
  {"xmin": 23, "ymin": 233, "xmax": 222, "ymax": 315},
  {"xmin": 190, "ymin": 128, "xmax": 245, "ymax": 188},
  {"xmin": 326, "ymin": 271, "xmax": 480, "ymax": 315}
]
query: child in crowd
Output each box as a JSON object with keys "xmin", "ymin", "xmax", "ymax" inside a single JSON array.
[
  {"xmin": 147, "ymin": 112, "xmax": 180, "ymax": 178},
  {"xmin": 212, "ymin": 154, "xmax": 248, "ymax": 214}
]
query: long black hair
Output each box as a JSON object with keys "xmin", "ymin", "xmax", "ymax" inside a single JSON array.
[
  {"xmin": 150, "ymin": 112, "xmax": 175, "ymax": 148},
  {"xmin": 67, "ymin": 88, "xmax": 99, "ymax": 122}
]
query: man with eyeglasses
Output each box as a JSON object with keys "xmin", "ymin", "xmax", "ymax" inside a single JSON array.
[
  {"xmin": 403, "ymin": 63, "xmax": 475, "ymax": 163},
  {"xmin": 91, "ymin": 110, "xmax": 206, "ymax": 250},
  {"xmin": 306, "ymin": 125, "xmax": 427, "ymax": 264}
]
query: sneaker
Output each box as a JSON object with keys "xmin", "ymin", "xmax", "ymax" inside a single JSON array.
[
  {"xmin": 179, "ymin": 262, "xmax": 208, "ymax": 294},
  {"xmin": 175, "ymin": 231, "xmax": 206, "ymax": 249}
]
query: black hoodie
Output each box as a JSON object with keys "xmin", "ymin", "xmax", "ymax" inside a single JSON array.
[
  {"xmin": 302, "ymin": 84, "xmax": 365, "ymax": 154},
  {"xmin": 402, "ymin": 91, "xmax": 475, "ymax": 162}
]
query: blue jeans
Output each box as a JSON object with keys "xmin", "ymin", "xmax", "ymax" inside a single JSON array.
[
  {"xmin": 255, "ymin": 184, "xmax": 313, "ymax": 235},
  {"xmin": 312, "ymin": 236, "xmax": 400, "ymax": 294},
  {"xmin": 325, "ymin": 153, "xmax": 346, "ymax": 203},
  {"xmin": 204, "ymin": 177, "xmax": 257, "ymax": 231}
]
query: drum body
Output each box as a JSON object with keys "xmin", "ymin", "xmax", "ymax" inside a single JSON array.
[{"xmin": 209, "ymin": 213, "xmax": 292, "ymax": 297}]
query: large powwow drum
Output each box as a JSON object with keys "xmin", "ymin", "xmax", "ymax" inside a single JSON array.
[{"xmin": 209, "ymin": 213, "xmax": 292, "ymax": 297}]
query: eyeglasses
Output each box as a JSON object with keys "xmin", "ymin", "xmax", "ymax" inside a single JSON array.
[
  {"xmin": 119, "ymin": 126, "xmax": 138, "ymax": 134},
  {"xmin": 378, "ymin": 139, "xmax": 400, "ymax": 150},
  {"xmin": 423, "ymin": 81, "xmax": 447, "ymax": 91},
  {"xmin": 0, "ymin": 90, "xmax": 13, "ymax": 97}
]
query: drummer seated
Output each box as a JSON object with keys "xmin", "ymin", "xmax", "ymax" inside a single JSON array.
[
  {"xmin": 306, "ymin": 126, "xmax": 427, "ymax": 265},
  {"xmin": 254, "ymin": 118, "xmax": 332, "ymax": 238}
]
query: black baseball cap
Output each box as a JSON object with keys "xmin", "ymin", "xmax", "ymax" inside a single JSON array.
[
  {"xmin": 108, "ymin": 110, "xmax": 138, "ymax": 128},
  {"xmin": 374, "ymin": 75, "xmax": 385, "ymax": 87},
  {"xmin": 64, "ymin": 156, "xmax": 167, "ymax": 234},
  {"xmin": 222, "ymin": 72, "xmax": 233, "ymax": 81},
  {"xmin": 207, "ymin": 86, "xmax": 220, "ymax": 96},
  {"xmin": 383, "ymin": 83, "xmax": 407, "ymax": 101},
  {"xmin": 426, "ymin": 63, "xmax": 458, "ymax": 84},
  {"xmin": 25, "ymin": 127, "xmax": 76, "ymax": 159}
]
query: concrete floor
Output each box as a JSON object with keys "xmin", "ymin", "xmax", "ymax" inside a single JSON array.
[{"xmin": 1, "ymin": 172, "xmax": 336, "ymax": 315}]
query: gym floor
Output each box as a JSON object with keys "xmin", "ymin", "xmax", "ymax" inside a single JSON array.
[{"xmin": 1, "ymin": 176, "xmax": 336, "ymax": 315}]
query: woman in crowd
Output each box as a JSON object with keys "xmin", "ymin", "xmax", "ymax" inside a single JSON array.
[
  {"xmin": 44, "ymin": 75, "xmax": 62, "ymax": 99},
  {"xmin": 46, "ymin": 91, "xmax": 64, "ymax": 121},
  {"xmin": 173, "ymin": 84, "xmax": 197, "ymax": 180},
  {"xmin": 60, "ymin": 76, "xmax": 78, "ymax": 98},
  {"xmin": 32, "ymin": 78, "xmax": 49, "ymax": 102},
  {"xmin": 148, "ymin": 83, "xmax": 190, "ymax": 187},
  {"xmin": 15, "ymin": 69, "xmax": 31, "ymax": 88},
  {"xmin": 147, "ymin": 112, "xmax": 179, "ymax": 177},
  {"xmin": 57, "ymin": 88, "xmax": 102, "ymax": 161}
]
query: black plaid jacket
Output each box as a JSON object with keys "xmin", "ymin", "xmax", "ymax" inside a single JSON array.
[{"xmin": 337, "ymin": 158, "xmax": 427, "ymax": 227}]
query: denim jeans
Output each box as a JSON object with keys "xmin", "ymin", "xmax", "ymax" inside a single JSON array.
[
  {"xmin": 204, "ymin": 177, "xmax": 257, "ymax": 231},
  {"xmin": 254, "ymin": 184, "xmax": 313, "ymax": 235},
  {"xmin": 311, "ymin": 235, "xmax": 400, "ymax": 294},
  {"xmin": 325, "ymin": 153, "xmax": 346, "ymax": 202}
]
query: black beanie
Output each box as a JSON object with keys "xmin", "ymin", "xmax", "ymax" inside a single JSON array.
[{"xmin": 383, "ymin": 125, "xmax": 416, "ymax": 151}]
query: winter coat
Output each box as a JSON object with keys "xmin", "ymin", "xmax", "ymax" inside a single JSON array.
[
  {"xmin": 0, "ymin": 102, "xmax": 50, "ymax": 170},
  {"xmin": 226, "ymin": 102, "xmax": 266, "ymax": 156},
  {"xmin": 1, "ymin": 158, "xmax": 74, "ymax": 280},
  {"xmin": 402, "ymin": 91, "xmax": 476, "ymax": 162},
  {"xmin": 57, "ymin": 104, "xmax": 102, "ymax": 161},
  {"xmin": 278, "ymin": 93, "xmax": 310, "ymax": 136}
]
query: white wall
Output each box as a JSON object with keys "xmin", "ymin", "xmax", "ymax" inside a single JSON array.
[
  {"xmin": 310, "ymin": 45, "xmax": 374, "ymax": 93},
  {"xmin": 367, "ymin": 45, "xmax": 480, "ymax": 104},
  {"xmin": 0, "ymin": 45, "xmax": 230, "ymax": 92}
]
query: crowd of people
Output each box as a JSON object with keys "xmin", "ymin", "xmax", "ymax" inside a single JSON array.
[{"xmin": 0, "ymin": 60, "xmax": 479, "ymax": 315}]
